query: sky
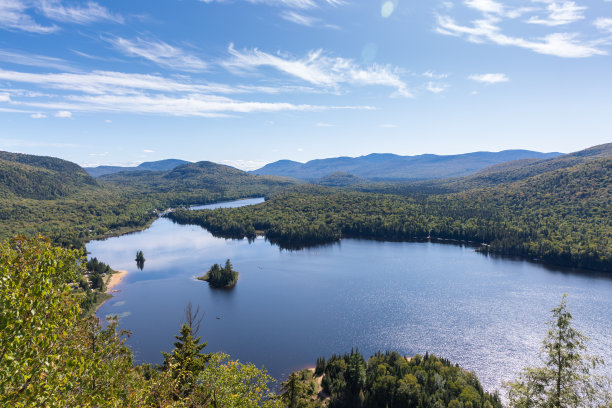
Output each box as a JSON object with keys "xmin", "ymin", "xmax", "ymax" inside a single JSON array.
[{"xmin": 0, "ymin": 0, "xmax": 611, "ymax": 169}]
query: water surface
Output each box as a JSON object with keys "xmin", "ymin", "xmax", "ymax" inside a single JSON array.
[{"xmin": 92, "ymin": 199, "xmax": 612, "ymax": 392}]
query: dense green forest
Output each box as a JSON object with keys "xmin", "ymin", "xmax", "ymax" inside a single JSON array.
[
  {"xmin": 283, "ymin": 351, "xmax": 503, "ymax": 408},
  {"xmin": 0, "ymin": 153, "xmax": 298, "ymax": 249},
  {"xmin": 169, "ymin": 157, "xmax": 611, "ymax": 271}
]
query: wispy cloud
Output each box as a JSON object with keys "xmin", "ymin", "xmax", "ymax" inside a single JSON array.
[
  {"xmin": 280, "ymin": 11, "xmax": 318, "ymax": 26},
  {"xmin": 468, "ymin": 73, "xmax": 509, "ymax": 84},
  {"xmin": 54, "ymin": 110, "xmax": 72, "ymax": 118},
  {"xmin": 527, "ymin": 0, "xmax": 585, "ymax": 26},
  {"xmin": 0, "ymin": 49, "xmax": 75, "ymax": 71},
  {"xmin": 426, "ymin": 81, "xmax": 449, "ymax": 93},
  {"xmin": 0, "ymin": 67, "xmax": 373, "ymax": 117},
  {"xmin": 0, "ymin": 0, "xmax": 58, "ymax": 33},
  {"xmin": 315, "ymin": 122, "xmax": 334, "ymax": 127},
  {"xmin": 594, "ymin": 17, "xmax": 612, "ymax": 33},
  {"xmin": 199, "ymin": 0, "xmax": 342, "ymax": 9},
  {"xmin": 0, "ymin": 0, "xmax": 122, "ymax": 34},
  {"xmin": 0, "ymin": 93, "xmax": 10, "ymax": 103},
  {"xmin": 435, "ymin": 1, "xmax": 608, "ymax": 58},
  {"xmin": 109, "ymin": 37, "xmax": 208, "ymax": 72},
  {"xmin": 224, "ymin": 44, "xmax": 413, "ymax": 97},
  {"xmin": 38, "ymin": 0, "xmax": 124, "ymax": 25},
  {"xmin": 30, "ymin": 112, "xmax": 47, "ymax": 118}
]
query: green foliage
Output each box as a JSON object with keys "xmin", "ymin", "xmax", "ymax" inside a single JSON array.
[
  {"xmin": 299, "ymin": 351, "xmax": 502, "ymax": 408},
  {"xmin": 198, "ymin": 259, "xmax": 239, "ymax": 288},
  {"xmin": 0, "ymin": 235, "xmax": 285, "ymax": 407},
  {"xmin": 0, "ymin": 236, "xmax": 138, "ymax": 407},
  {"xmin": 506, "ymin": 295, "xmax": 611, "ymax": 407},
  {"xmin": 0, "ymin": 152, "xmax": 298, "ymax": 251},
  {"xmin": 171, "ymin": 157, "xmax": 612, "ymax": 271}
]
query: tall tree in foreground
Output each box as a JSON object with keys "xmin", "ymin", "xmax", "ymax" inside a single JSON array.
[{"xmin": 506, "ymin": 294, "xmax": 611, "ymax": 407}]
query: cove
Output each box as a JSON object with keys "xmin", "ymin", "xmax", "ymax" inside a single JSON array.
[{"xmin": 91, "ymin": 198, "xmax": 612, "ymax": 393}]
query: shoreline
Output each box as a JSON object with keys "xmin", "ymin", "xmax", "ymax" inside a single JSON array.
[{"xmin": 106, "ymin": 269, "xmax": 127, "ymax": 293}]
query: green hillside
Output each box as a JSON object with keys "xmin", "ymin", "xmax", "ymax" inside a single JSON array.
[
  {"xmin": 0, "ymin": 153, "xmax": 298, "ymax": 248},
  {"xmin": 170, "ymin": 156, "xmax": 611, "ymax": 271},
  {"xmin": 0, "ymin": 151, "xmax": 96, "ymax": 199}
]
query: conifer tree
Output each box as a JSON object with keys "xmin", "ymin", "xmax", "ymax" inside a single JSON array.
[{"xmin": 506, "ymin": 294, "xmax": 611, "ymax": 407}]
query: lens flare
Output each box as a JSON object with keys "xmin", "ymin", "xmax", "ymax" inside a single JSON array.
[{"xmin": 381, "ymin": 1, "xmax": 396, "ymax": 18}]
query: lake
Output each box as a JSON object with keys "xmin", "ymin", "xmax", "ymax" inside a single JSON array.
[{"xmin": 91, "ymin": 198, "xmax": 612, "ymax": 393}]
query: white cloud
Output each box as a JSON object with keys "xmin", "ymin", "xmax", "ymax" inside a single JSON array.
[
  {"xmin": 0, "ymin": 0, "xmax": 122, "ymax": 33},
  {"xmin": 224, "ymin": 44, "xmax": 413, "ymax": 97},
  {"xmin": 38, "ymin": 0, "xmax": 124, "ymax": 24},
  {"xmin": 594, "ymin": 17, "xmax": 612, "ymax": 33},
  {"xmin": 0, "ymin": 93, "xmax": 10, "ymax": 102},
  {"xmin": 280, "ymin": 11, "xmax": 318, "ymax": 26},
  {"xmin": 426, "ymin": 81, "xmax": 449, "ymax": 93},
  {"xmin": 380, "ymin": 123, "xmax": 398, "ymax": 128},
  {"xmin": 109, "ymin": 37, "xmax": 208, "ymax": 72},
  {"xmin": 468, "ymin": 73, "xmax": 509, "ymax": 83},
  {"xmin": 54, "ymin": 110, "xmax": 72, "ymax": 118},
  {"xmin": 436, "ymin": 14, "xmax": 606, "ymax": 58},
  {"xmin": 1, "ymin": 67, "xmax": 373, "ymax": 117},
  {"xmin": 219, "ymin": 159, "xmax": 268, "ymax": 171},
  {"xmin": 143, "ymin": 149, "xmax": 155, "ymax": 153},
  {"xmin": 315, "ymin": 122, "xmax": 334, "ymax": 127},
  {"xmin": 199, "ymin": 0, "xmax": 327, "ymax": 9},
  {"xmin": 464, "ymin": 0, "xmax": 505, "ymax": 14},
  {"xmin": 0, "ymin": 49, "xmax": 74, "ymax": 71},
  {"xmin": 527, "ymin": 1, "xmax": 586, "ymax": 26},
  {"xmin": 30, "ymin": 112, "xmax": 47, "ymax": 118},
  {"xmin": 422, "ymin": 70, "xmax": 449, "ymax": 79},
  {"xmin": 0, "ymin": 0, "xmax": 58, "ymax": 33}
]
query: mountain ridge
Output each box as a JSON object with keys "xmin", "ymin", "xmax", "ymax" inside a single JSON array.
[
  {"xmin": 84, "ymin": 159, "xmax": 190, "ymax": 177},
  {"xmin": 251, "ymin": 149, "xmax": 562, "ymax": 180}
]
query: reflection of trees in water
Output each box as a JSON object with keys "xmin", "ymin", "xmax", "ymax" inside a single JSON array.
[{"xmin": 135, "ymin": 250, "xmax": 145, "ymax": 270}]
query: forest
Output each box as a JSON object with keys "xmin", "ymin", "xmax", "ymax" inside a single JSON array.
[{"xmin": 169, "ymin": 157, "xmax": 611, "ymax": 271}]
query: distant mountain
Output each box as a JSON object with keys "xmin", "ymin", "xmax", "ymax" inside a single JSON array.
[
  {"xmin": 412, "ymin": 143, "xmax": 612, "ymax": 192},
  {"xmin": 84, "ymin": 159, "xmax": 190, "ymax": 177},
  {"xmin": 0, "ymin": 151, "xmax": 96, "ymax": 199},
  {"xmin": 251, "ymin": 150, "xmax": 562, "ymax": 181}
]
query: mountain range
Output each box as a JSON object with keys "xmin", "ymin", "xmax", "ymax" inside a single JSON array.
[
  {"xmin": 251, "ymin": 150, "xmax": 562, "ymax": 181},
  {"xmin": 84, "ymin": 159, "xmax": 190, "ymax": 177}
]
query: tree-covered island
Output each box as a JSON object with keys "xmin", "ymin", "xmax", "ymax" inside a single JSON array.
[{"xmin": 198, "ymin": 259, "xmax": 239, "ymax": 288}]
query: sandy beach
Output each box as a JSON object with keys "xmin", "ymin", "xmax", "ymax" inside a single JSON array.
[{"xmin": 106, "ymin": 270, "xmax": 127, "ymax": 293}]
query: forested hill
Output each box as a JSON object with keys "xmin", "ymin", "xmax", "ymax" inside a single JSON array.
[
  {"xmin": 84, "ymin": 158, "xmax": 190, "ymax": 177},
  {"xmin": 400, "ymin": 142, "xmax": 612, "ymax": 193},
  {"xmin": 0, "ymin": 153, "xmax": 298, "ymax": 247},
  {"xmin": 251, "ymin": 149, "xmax": 561, "ymax": 181},
  {"xmin": 0, "ymin": 151, "xmax": 96, "ymax": 199},
  {"xmin": 170, "ymin": 156, "xmax": 612, "ymax": 271},
  {"xmin": 99, "ymin": 161, "xmax": 299, "ymax": 206}
]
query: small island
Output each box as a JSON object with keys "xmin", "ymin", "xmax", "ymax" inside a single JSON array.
[{"xmin": 198, "ymin": 259, "xmax": 239, "ymax": 288}]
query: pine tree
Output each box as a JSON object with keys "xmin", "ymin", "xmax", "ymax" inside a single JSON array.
[
  {"xmin": 280, "ymin": 372, "xmax": 306, "ymax": 408},
  {"xmin": 506, "ymin": 294, "xmax": 611, "ymax": 407},
  {"xmin": 160, "ymin": 302, "xmax": 209, "ymax": 399}
]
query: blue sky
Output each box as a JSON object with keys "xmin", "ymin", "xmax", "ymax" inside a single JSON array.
[{"xmin": 0, "ymin": 0, "xmax": 611, "ymax": 169}]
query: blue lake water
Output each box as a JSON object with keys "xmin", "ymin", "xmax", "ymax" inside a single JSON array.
[{"xmin": 91, "ymin": 198, "xmax": 612, "ymax": 393}]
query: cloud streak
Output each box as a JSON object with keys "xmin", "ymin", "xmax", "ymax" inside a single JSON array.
[
  {"xmin": 0, "ymin": 0, "xmax": 123, "ymax": 34},
  {"xmin": 109, "ymin": 37, "xmax": 208, "ymax": 72},
  {"xmin": 468, "ymin": 73, "xmax": 509, "ymax": 83},
  {"xmin": 435, "ymin": 1, "xmax": 608, "ymax": 58},
  {"xmin": 0, "ymin": 67, "xmax": 374, "ymax": 117},
  {"xmin": 224, "ymin": 44, "xmax": 413, "ymax": 97}
]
